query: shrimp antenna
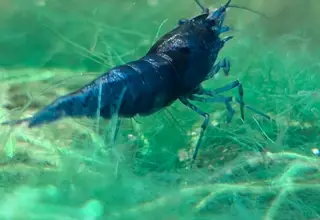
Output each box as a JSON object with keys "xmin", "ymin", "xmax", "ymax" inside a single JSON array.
[
  {"xmin": 228, "ymin": 5, "xmax": 268, "ymax": 18},
  {"xmin": 194, "ymin": 0, "xmax": 268, "ymax": 18},
  {"xmin": 195, "ymin": 0, "xmax": 209, "ymax": 14}
]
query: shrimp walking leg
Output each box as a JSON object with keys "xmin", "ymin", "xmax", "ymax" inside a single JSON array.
[
  {"xmin": 188, "ymin": 94, "xmax": 235, "ymax": 123},
  {"xmin": 194, "ymin": 81, "xmax": 270, "ymax": 121},
  {"xmin": 195, "ymin": 80, "xmax": 243, "ymax": 120},
  {"xmin": 197, "ymin": 80, "xmax": 240, "ymax": 95},
  {"xmin": 179, "ymin": 97, "xmax": 210, "ymax": 167},
  {"xmin": 206, "ymin": 58, "xmax": 231, "ymax": 79}
]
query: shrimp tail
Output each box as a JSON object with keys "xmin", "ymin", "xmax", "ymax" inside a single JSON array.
[
  {"xmin": 1, "ymin": 117, "xmax": 32, "ymax": 126},
  {"xmin": 1, "ymin": 91, "xmax": 102, "ymax": 128}
]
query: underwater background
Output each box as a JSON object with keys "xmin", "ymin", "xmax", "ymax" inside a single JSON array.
[{"xmin": 0, "ymin": 0, "xmax": 320, "ymax": 219}]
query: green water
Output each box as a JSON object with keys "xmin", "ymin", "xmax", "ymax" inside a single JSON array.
[{"xmin": 0, "ymin": 0, "xmax": 319, "ymax": 219}]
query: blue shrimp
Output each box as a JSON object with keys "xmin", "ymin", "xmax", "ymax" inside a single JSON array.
[{"xmin": 1, "ymin": 0, "xmax": 271, "ymax": 166}]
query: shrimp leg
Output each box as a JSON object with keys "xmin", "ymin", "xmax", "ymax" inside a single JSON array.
[
  {"xmin": 188, "ymin": 95, "xmax": 235, "ymax": 123},
  {"xmin": 193, "ymin": 81, "xmax": 271, "ymax": 121},
  {"xmin": 197, "ymin": 80, "xmax": 244, "ymax": 120},
  {"xmin": 179, "ymin": 96, "xmax": 210, "ymax": 167},
  {"xmin": 206, "ymin": 58, "xmax": 231, "ymax": 80}
]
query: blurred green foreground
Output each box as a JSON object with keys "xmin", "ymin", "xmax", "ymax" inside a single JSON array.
[{"xmin": 0, "ymin": 0, "xmax": 320, "ymax": 219}]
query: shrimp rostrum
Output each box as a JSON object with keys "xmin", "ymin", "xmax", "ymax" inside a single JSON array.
[{"xmin": 2, "ymin": 0, "xmax": 271, "ymax": 165}]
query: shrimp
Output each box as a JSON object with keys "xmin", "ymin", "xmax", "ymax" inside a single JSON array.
[{"xmin": 2, "ymin": 0, "xmax": 270, "ymax": 166}]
